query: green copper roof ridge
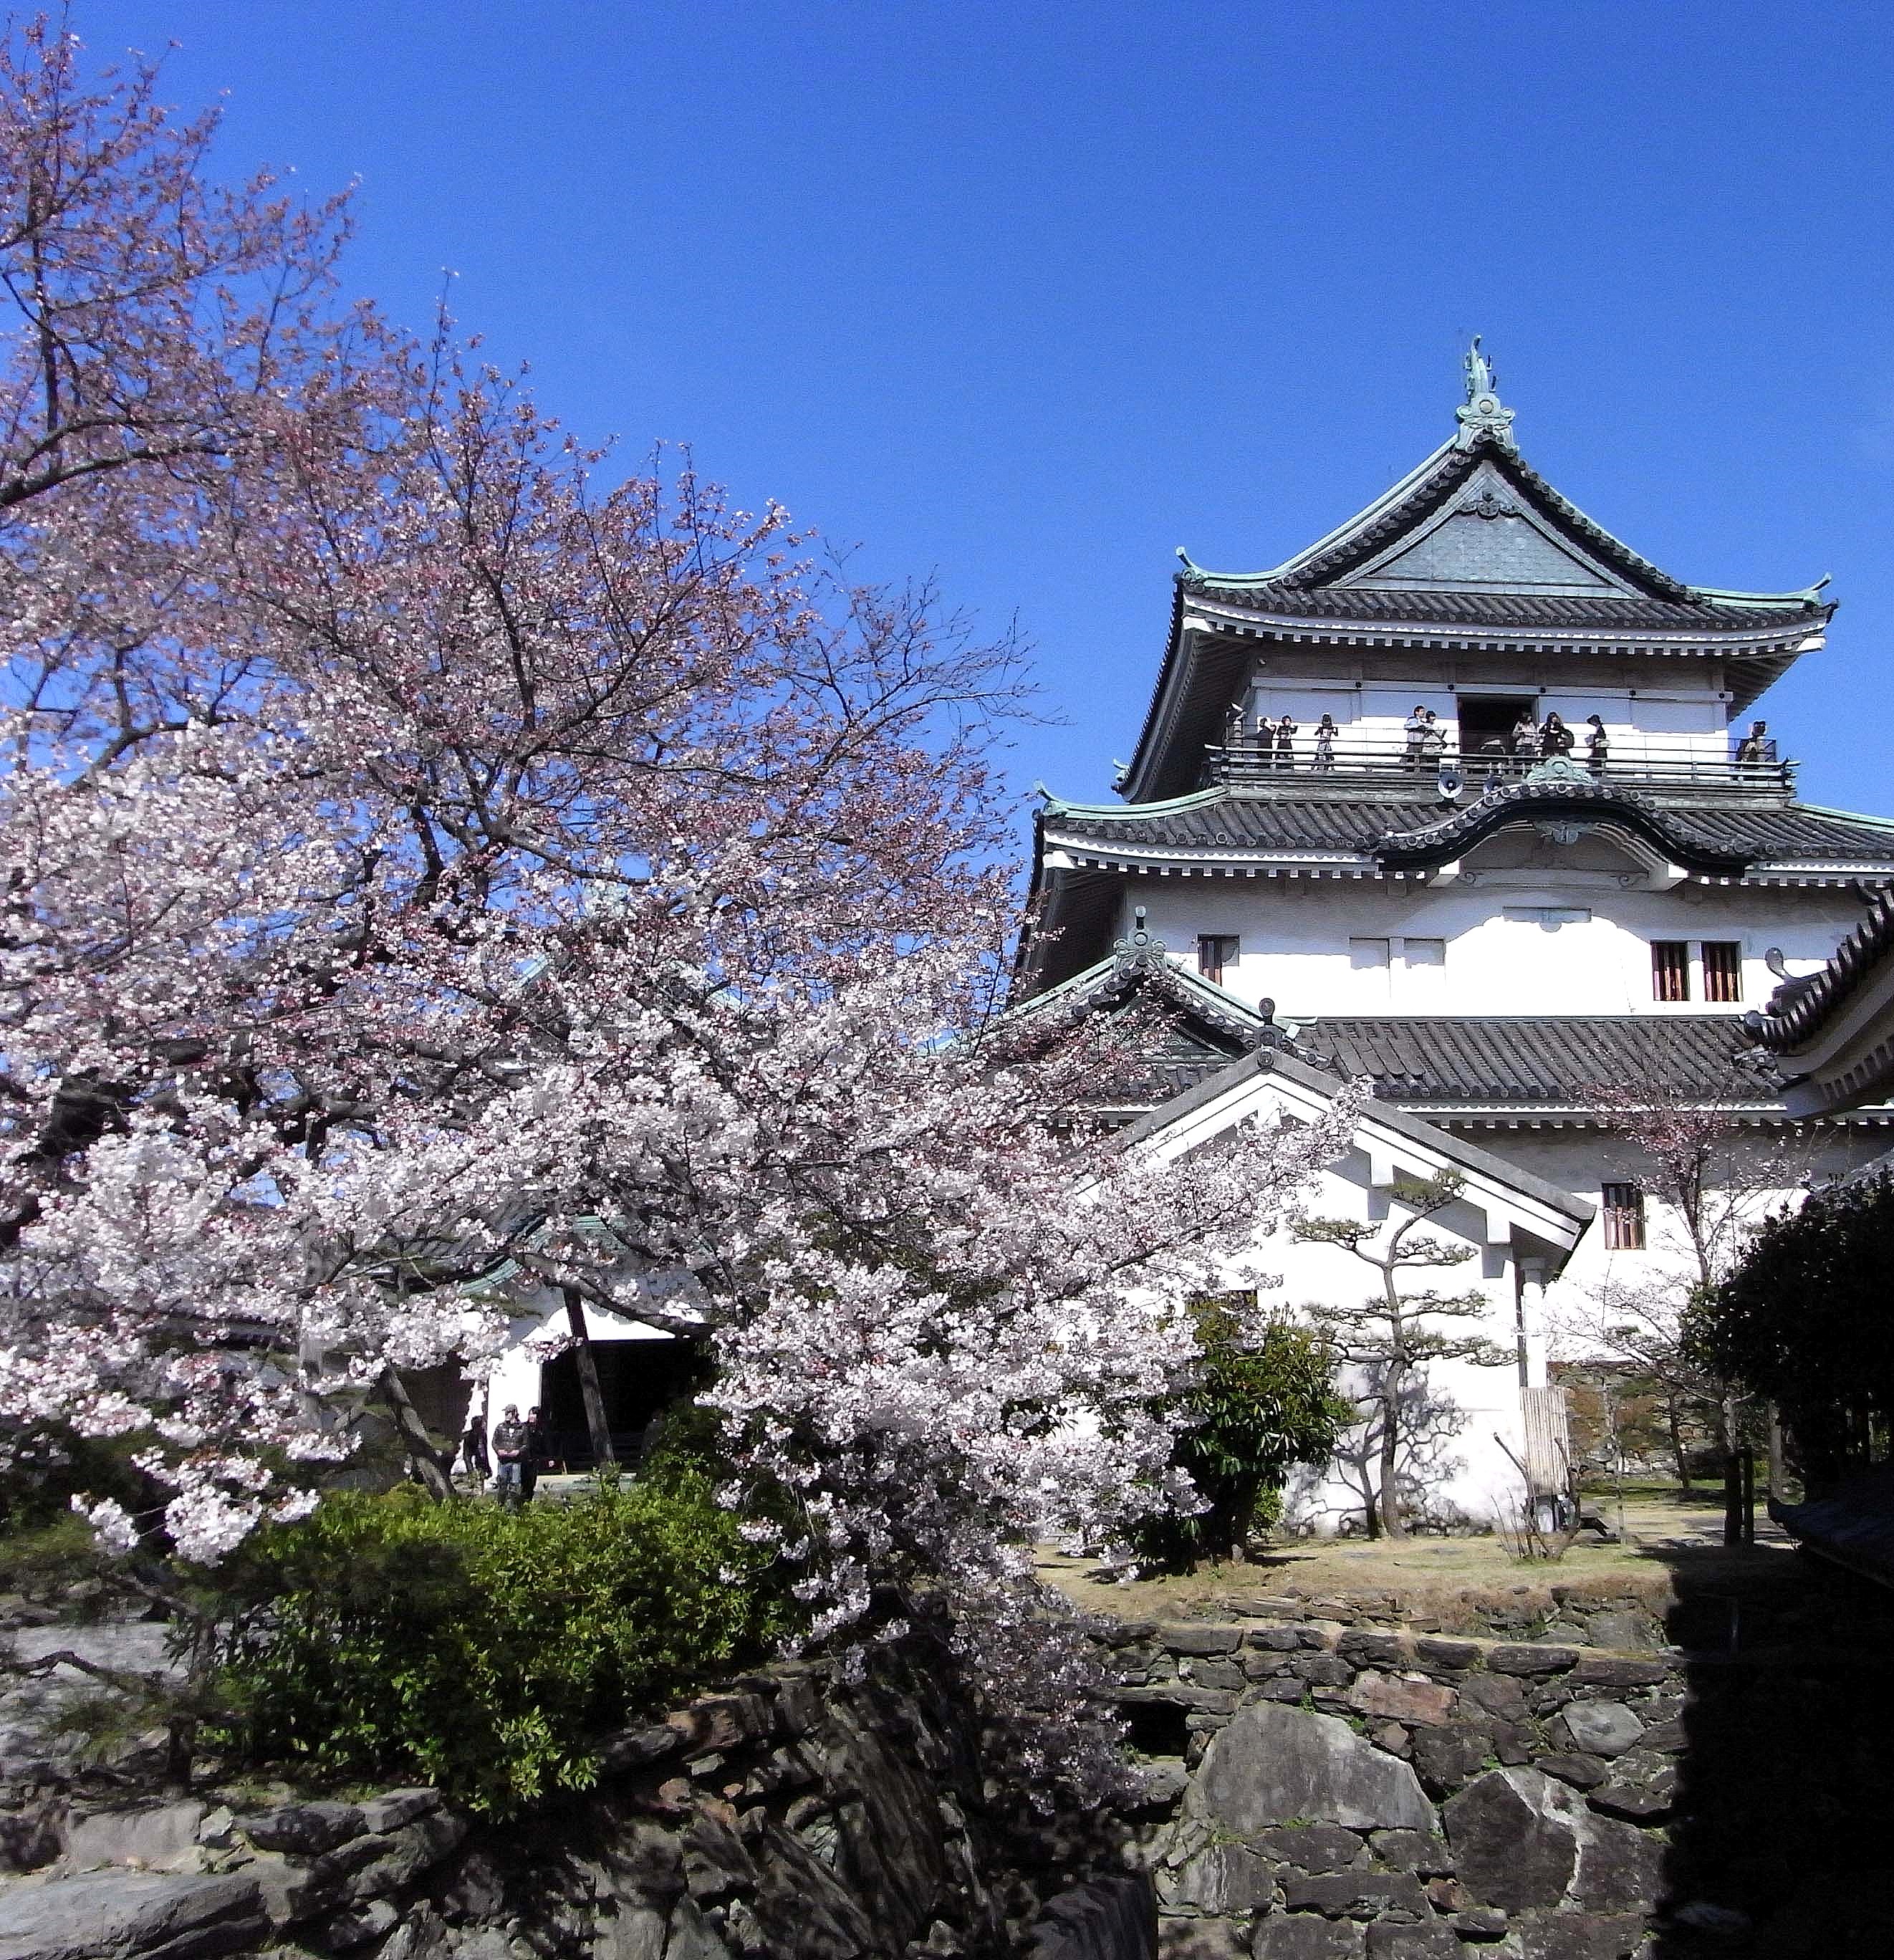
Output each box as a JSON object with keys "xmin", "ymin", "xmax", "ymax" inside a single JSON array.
[
  {"xmin": 1041, "ymin": 782, "xmax": 1231, "ymax": 819},
  {"xmin": 1687, "ymin": 577, "xmax": 1831, "ymax": 607},
  {"xmin": 1789, "ymin": 802, "xmax": 1894, "ymax": 837}
]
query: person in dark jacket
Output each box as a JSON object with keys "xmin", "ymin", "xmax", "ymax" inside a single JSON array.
[
  {"xmin": 1274, "ymin": 713, "xmax": 1297, "ymax": 769},
  {"xmin": 462, "ymin": 1410, "xmax": 491, "ymax": 1485},
  {"xmin": 491, "ymin": 1406, "xmax": 527, "ymax": 1504},
  {"xmin": 1540, "ymin": 711, "xmax": 1575, "ymax": 758},
  {"xmin": 1585, "ymin": 713, "xmax": 1609, "ymax": 773},
  {"xmin": 521, "ymin": 1406, "xmax": 553, "ymax": 1500}
]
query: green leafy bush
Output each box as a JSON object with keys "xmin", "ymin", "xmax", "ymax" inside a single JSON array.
[
  {"xmin": 206, "ymin": 1471, "xmax": 793, "ymax": 1815},
  {"xmin": 1139, "ymin": 1301, "xmax": 1351, "ymax": 1568}
]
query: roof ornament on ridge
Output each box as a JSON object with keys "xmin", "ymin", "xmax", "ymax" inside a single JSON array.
[{"xmin": 1454, "ymin": 335, "xmax": 1516, "ymax": 453}]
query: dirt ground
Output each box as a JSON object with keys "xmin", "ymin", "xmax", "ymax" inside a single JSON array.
[{"xmin": 1039, "ymin": 1484, "xmax": 1806, "ymax": 1627}]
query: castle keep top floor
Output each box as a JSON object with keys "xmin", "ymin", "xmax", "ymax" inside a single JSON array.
[{"xmin": 1117, "ymin": 361, "xmax": 1832, "ymax": 805}]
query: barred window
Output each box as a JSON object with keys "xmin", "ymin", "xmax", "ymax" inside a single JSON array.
[
  {"xmin": 1602, "ymin": 1183, "xmax": 1645, "ymax": 1251},
  {"xmin": 1702, "ymin": 940, "xmax": 1743, "ymax": 1003},
  {"xmin": 1197, "ymin": 934, "xmax": 1240, "ymax": 986},
  {"xmin": 1652, "ymin": 940, "xmax": 1691, "ymax": 1002}
]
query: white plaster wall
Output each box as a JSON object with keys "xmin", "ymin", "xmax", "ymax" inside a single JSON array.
[
  {"xmin": 479, "ymin": 1293, "xmax": 683, "ymax": 1433},
  {"xmin": 1120, "ymin": 873, "xmax": 1861, "ymax": 1020},
  {"xmin": 1181, "ymin": 1145, "xmax": 1539, "ymax": 1536},
  {"xmin": 1236, "ymin": 650, "xmax": 1737, "ymax": 762},
  {"xmin": 1464, "ymin": 1125, "xmax": 1891, "ymax": 1338}
]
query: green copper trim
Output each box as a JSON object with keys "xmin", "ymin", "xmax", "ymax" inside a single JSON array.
[{"xmin": 1039, "ymin": 782, "xmax": 1231, "ymax": 820}]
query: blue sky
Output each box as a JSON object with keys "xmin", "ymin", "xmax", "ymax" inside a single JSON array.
[{"xmin": 79, "ymin": 2, "xmax": 1894, "ymax": 827}]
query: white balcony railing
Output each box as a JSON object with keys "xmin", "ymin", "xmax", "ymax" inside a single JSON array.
[{"xmin": 1206, "ymin": 731, "xmax": 1794, "ymax": 794}]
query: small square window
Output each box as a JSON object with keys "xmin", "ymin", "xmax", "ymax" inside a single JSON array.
[
  {"xmin": 1652, "ymin": 941, "xmax": 1691, "ymax": 1002},
  {"xmin": 1602, "ymin": 1183, "xmax": 1645, "ymax": 1252},
  {"xmin": 1197, "ymin": 934, "xmax": 1240, "ymax": 986},
  {"xmin": 1702, "ymin": 941, "xmax": 1743, "ymax": 1004}
]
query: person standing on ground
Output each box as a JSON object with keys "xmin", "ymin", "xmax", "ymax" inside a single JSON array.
[
  {"xmin": 522, "ymin": 1405, "xmax": 553, "ymax": 1499},
  {"xmin": 462, "ymin": 1409, "xmax": 491, "ymax": 1486},
  {"xmin": 491, "ymin": 1405, "xmax": 527, "ymax": 1505}
]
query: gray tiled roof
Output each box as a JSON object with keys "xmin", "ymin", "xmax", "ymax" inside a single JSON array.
[
  {"xmin": 1749, "ymin": 887, "xmax": 1894, "ymax": 1051},
  {"xmin": 1302, "ymin": 1014, "xmax": 1779, "ymax": 1108},
  {"xmin": 1042, "ymin": 792, "xmax": 1894, "ymax": 868},
  {"xmin": 1194, "ymin": 582, "xmax": 1821, "ymax": 638}
]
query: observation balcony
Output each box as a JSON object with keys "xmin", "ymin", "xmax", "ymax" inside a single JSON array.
[{"xmin": 1202, "ymin": 731, "xmax": 1797, "ymax": 801}]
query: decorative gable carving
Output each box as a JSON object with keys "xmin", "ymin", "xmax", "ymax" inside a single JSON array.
[{"xmin": 1337, "ymin": 464, "xmax": 1632, "ymax": 597}]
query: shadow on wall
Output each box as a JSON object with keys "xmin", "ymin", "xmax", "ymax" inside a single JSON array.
[
  {"xmin": 1650, "ymin": 1543, "xmax": 1894, "ymax": 1957},
  {"xmin": 1286, "ymin": 1367, "xmax": 1471, "ymax": 1535}
]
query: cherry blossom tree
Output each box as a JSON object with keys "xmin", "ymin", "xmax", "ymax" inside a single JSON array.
[{"xmin": 0, "ymin": 19, "xmax": 1354, "ymax": 1795}]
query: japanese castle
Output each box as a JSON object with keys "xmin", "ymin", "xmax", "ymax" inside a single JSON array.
[{"xmin": 1011, "ymin": 345, "xmax": 1894, "ymax": 1528}]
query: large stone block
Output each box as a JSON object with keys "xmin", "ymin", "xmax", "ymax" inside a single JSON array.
[
  {"xmin": 1405, "ymin": 1727, "xmax": 1491, "ymax": 1797},
  {"xmin": 0, "ymin": 1870, "xmax": 266, "ymax": 1960},
  {"xmin": 1347, "ymin": 1674, "xmax": 1455, "ymax": 1729},
  {"xmin": 1251, "ymin": 1826, "xmax": 1365, "ymax": 1874},
  {"xmin": 1363, "ymin": 1922, "xmax": 1460, "ymax": 1959},
  {"xmin": 1159, "ymin": 1625, "xmax": 1244, "ymax": 1656},
  {"xmin": 1559, "ymin": 1704, "xmax": 1641, "ymax": 1759},
  {"xmin": 241, "ymin": 1800, "xmax": 365, "ymax": 1856},
  {"xmin": 1250, "ymin": 1918, "xmax": 1365, "ymax": 1960},
  {"xmin": 1186, "ymin": 1704, "xmax": 1434, "ymax": 1836},
  {"xmin": 1570, "ymin": 1812, "xmax": 1664, "ymax": 1915},
  {"xmin": 64, "ymin": 1802, "xmax": 206, "ymax": 1873},
  {"xmin": 1441, "ymin": 1771, "xmax": 1577, "ymax": 1913},
  {"xmin": 1511, "ymin": 1911, "xmax": 1643, "ymax": 1960},
  {"xmin": 1279, "ymin": 1871, "xmax": 1429, "ymax": 1920},
  {"xmin": 1484, "ymin": 1647, "xmax": 1578, "ymax": 1678}
]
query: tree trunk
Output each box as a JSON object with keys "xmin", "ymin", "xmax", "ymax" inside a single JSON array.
[
  {"xmin": 1766, "ymin": 1403, "xmax": 1786, "ymax": 1501},
  {"xmin": 1666, "ymin": 1393, "xmax": 1693, "ymax": 1493},
  {"xmin": 1379, "ymin": 1359, "xmax": 1407, "ymax": 1539},
  {"xmin": 563, "ymin": 1288, "xmax": 616, "ymax": 1469},
  {"xmin": 376, "ymin": 1368, "xmax": 453, "ymax": 1501}
]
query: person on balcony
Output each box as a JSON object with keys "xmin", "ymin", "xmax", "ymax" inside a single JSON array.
[
  {"xmin": 1313, "ymin": 713, "xmax": 1337, "ymax": 772},
  {"xmin": 1403, "ymin": 706, "xmax": 1429, "ymax": 770},
  {"xmin": 1274, "ymin": 712, "xmax": 1298, "ymax": 769},
  {"xmin": 1735, "ymin": 719, "xmax": 1775, "ymax": 767},
  {"xmin": 1585, "ymin": 714, "xmax": 1609, "ymax": 773},
  {"xmin": 1252, "ymin": 714, "xmax": 1278, "ymax": 775},
  {"xmin": 1509, "ymin": 709, "xmax": 1538, "ymax": 765},
  {"xmin": 1420, "ymin": 708, "xmax": 1447, "ymax": 767},
  {"xmin": 1540, "ymin": 711, "xmax": 1575, "ymax": 759}
]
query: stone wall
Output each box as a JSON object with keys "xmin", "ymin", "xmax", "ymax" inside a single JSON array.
[
  {"xmin": 1106, "ymin": 1609, "xmax": 1894, "ymax": 1959},
  {"xmin": 0, "ymin": 1656, "xmax": 1128, "ymax": 1960}
]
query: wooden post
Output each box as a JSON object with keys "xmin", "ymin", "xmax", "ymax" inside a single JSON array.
[{"xmin": 562, "ymin": 1287, "xmax": 617, "ymax": 1469}]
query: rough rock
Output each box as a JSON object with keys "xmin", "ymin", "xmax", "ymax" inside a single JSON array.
[
  {"xmin": 1155, "ymin": 1918, "xmax": 1248, "ymax": 1960},
  {"xmin": 1559, "ymin": 1704, "xmax": 1642, "ymax": 1759},
  {"xmin": 1187, "ymin": 1704, "xmax": 1433, "ymax": 1835},
  {"xmin": 1441, "ymin": 1770, "xmax": 1577, "ymax": 1913},
  {"xmin": 1484, "ymin": 1646, "xmax": 1579, "ymax": 1677},
  {"xmin": 357, "ymin": 1790, "xmax": 441, "ymax": 1835},
  {"xmin": 1512, "ymin": 1911, "xmax": 1643, "ymax": 1959},
  {"xmin": 1571, "ymin": 1811, "xmax": 1665, "ymax": 1914},
  {"xmin": 1250, "ymin": 1919, "xmax": 1365, "ymax": 1960},
  {"xmin": 1536, "ymin": 1754, "xmax": 1607, "ymax": 1790},
  {"xmin": 1278, "ymin": 1871, "xmax": 1429, "ymax": 1920},
  {"xmin": 1456, "ymin": 1674, "xmax": 1528, "ymax": 1724},
  {"xmin": 595, "ymin": 1906, "xmax": 665, "ymax": 1960},
  {"xmin": 1567, "ymin": 1656, "xmax": 1665, "ymax": 1690},
  {"xmin": 663, "ymin": 1898, "xmax": 735, "ymax": 1960},
  {"xmin": 1578, "ymin": 1613, "xmax": 1655, "ymax": 1653},
  {"xmin": 1251, "ymin": 1826, "xmax": 1365, "ymax": 1873},
  {"xmin": 1406, "ymin": 1727, "xmax": 1491, "ymax": 1796},
  {"xmin": 1163, "ymin": 1842, "xmax": 1276, "ymax": 1914},
  {"xmin": 379, "ymin": 1908, "xmax": 450, "ymax": 1960},
  {"xmin": 241, "ymin": 1801, "xmax": 365, "ymax": 1857},
  {"xmin": 1158, "ymin": 1625, "xmax": 1243, "ymax": 1656},
  {"xmin": 1029, "ymin": 1876, "xmax": 1154, "ymax": 1960},
  {"xmin": 1362, "ymin": 1922, "xmax": 1461, "ymax": 1959},
  {"xmin": 1365, "ymin": 1830, "xmax": 1451, "ymax": 1875},
  {"xmin": 1347, "ymin": 1673, "xmax": 1455, "ymax": 1728},
  {"xmin": 62, "ymin": 1801, "xmax": 207, "ymax": 1874},
  {"xmin": 0, "ymin": 1870, "xmax": 266, "ymax": 1960},
  {"xmin": 1249, "ymin": 1627, "xmax": 1304, "ymax": 1653},
  {"xmin": 309, "ymin": 1898, "xmax": 398, "ymax": 1951}
]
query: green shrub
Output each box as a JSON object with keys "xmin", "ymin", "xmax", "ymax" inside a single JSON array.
[
  {"xmin": 1139, "ymin": 1302, "xmax": 1352, "ymax": 1569},
  {"xmin": 206, "ymin": 1471, "xmax": 794, "ymax": 1815}
]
